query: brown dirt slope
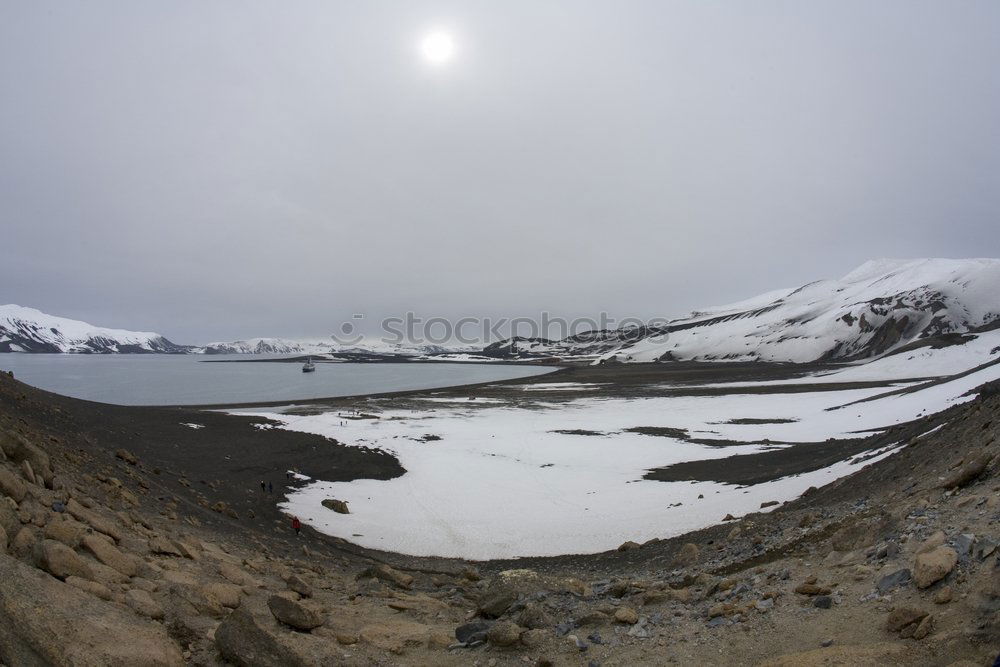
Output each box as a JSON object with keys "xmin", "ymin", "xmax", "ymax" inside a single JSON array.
[{"xmin": 0, "ymin": 370, "xmax": 997, "ymax": 665}]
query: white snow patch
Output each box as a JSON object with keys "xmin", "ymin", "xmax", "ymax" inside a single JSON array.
[
  {"xmin": 232, "ymin": 360, "xmax": 1000, "ymax": 559},
  {"xmin": 521, "ymin": 382, "xmax": 605, "ymax": 391}
]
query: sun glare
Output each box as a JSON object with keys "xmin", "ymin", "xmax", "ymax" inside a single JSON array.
[{"xmin": 420, "ymin": 30, "xmax": 455, "ymax": 64}]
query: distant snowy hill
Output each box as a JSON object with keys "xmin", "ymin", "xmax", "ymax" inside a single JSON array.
[
  {"xmin": 0, "ymin": 304, "xmax": 473, "ymax": 357},
  {"xmin": 194, "ymin": 337, "xmax": 475, "ymax": 357},
  {"xmin": 0, "ymin": 305, "xmax": 189, "ymax": 354},
  {"xmin": 490, "ymin": 258, "xmax": 1000, "ymax": 364},
  {"xmin": 194, "ymin": 338, "xmax": 318, "ymax": 355},
  {"xmin": 6, "ymin": 259, "xmax": 999, "ymax": 362}
]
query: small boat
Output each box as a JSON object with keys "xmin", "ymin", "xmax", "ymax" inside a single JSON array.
[{"xmin": 302, "ymin": 357, "xmax": 316, "ymax": 373}]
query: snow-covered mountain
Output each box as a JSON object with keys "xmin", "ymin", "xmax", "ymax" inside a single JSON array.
[
  {"xmin": 6, "ymin": 259, "xmax": 999, "ymax": 362},
  {"xmin": 0, "ymin": 305, "xmax": 479, "ymax": 357},
  {"xmin": 194, "ymin": 338, "xmax": 320, "ymax": 355},
  {"xmin": 490, "ymin": 258, "xmax": 1000, "ymax": 364},
  {"xmin": 0, "ymin": 305, "xmax": 189, "ymax": 354},
  {"xmin": 194, "ymin": 337, "xmax": 474, "ymax": 357}
]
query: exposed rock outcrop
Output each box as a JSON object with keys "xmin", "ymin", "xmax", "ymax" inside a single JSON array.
[{"xmin": 0, "ymin": 554, "xmax": 183, "ymax": 665}]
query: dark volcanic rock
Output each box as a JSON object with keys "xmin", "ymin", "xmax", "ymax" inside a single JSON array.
[
  {"xmin": 876, "ymin": 569, "xmax": 911, "ymax": 593},
  {"xmin": 455, "ymin": 620, "xmax": 493, "ymax": 644}
]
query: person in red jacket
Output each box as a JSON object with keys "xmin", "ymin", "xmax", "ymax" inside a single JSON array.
[{"xmin": 292, "ymin": 516, "xmax": 302, "ymax": 536}]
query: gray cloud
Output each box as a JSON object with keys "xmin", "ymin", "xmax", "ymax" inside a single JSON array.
[{"xmin": 2, "ymin": 1, "xmax": 999, "ymax": 343}]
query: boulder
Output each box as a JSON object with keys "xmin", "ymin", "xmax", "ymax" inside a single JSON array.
[
  {"xmin": 218, "ymin": 561, "xmax": 258, "ymax": 587},
  {"xmin": 114, "ymin": 449, "xmax": 138, "ymax": 465},
  {"xmin": 794, "ymin": 582, "xmax": 832, "ymax": 596},
  {"xmin": 321, "ymin": 498, "xmax": 349, "ymax": 514},
  {"xmin": 267, "ymin": 595, "xmax": 324, "ymax": 630},
  {"xmin": 287, "ymin": 574, "xmax": 312, "ymax": 597},
  {"xmin": 0, "ymin": 554, "xmax": 183, "ymax": 666},
  {"xmin": 34, "ymin": 539, "xmax": 93, "ymax": 581},
  {"xmin": 516, "ymin": 602, "xmax": 554, "ymax": 629},
  {"xmin": 486, "ymin": 620, "xmax": 522, "ymax": 647},
  {"xmin": 576, "ymin": 610, "xmax": 610, "ymax": 626},
  {"xmin": 148, "ymin": 535, "xmax": 183, "ymax": 557},
  {"xmin": 916, "ymin": 530, "xmax": 946, "ymax": 554},
  {"xmin": 21, "ymin": 460, "xmax": 35, "ymax": 486},
  {"xmin": 66, "ymin": 499, "xmax": 121, "ymax": 542},
  {"xmin": 614, "ymin": 606, "xmax": 639, "ymax": 624},
  {"xmin": 170, "ymin": 583, "xmax": 226, "ymax": 618},
  {"xmin": 913, "ymin": 546, "xmax": 957, "ymax": 588},
  {"xmin": 0, "ymin": 431, "xmax": 52, "ymax": 485},
  {"xmin": 174, "ymin": 540, "xmax": 200, "ymax": 560},
  {"xmin": 455, "ymin": 620, "xmax": 492, "ymax": 644},
  {"xmin": 885, "ymin": 607, "xmax": 928, "ymax": 633},
  {"xmin": 216, "ymin": 607, "xmax": 336, "ymax": 666},
  {"xmin": 0, "ymin": 498, "xmax": 19, "ymax": 540},
  {"xmin": 617, "ymin": 540, "xmax": 640, "ymax": 552},
  {"xmin": 912, "ymin": 614, "xmax": 933, "ymax": 640},
  {"xmin": 204, "ymin": 582, "xmax": 243, "ymax": 609},
  {"xmin": 11, "ymin": 527, "xmax": 36, "ymax": 559},
  {"xmin": 80, "ymin": 534, "xmax": 139, "ymax": 577},
  {"xmin": 87, "ymin": 559, "xmax": 130, "ymax": 588},
  {"xmin": 477, "ymin": 583, "xmax": 519, "ymax": 618},
  {"xmin": 0, "ymin": 467, "xmax": 27, "ymax": 503},
  {"xmin": 65, "ymin": 576, "xmax": 113, "ymax": 601},
  {"xmin": 875, "ymin": 568, "xmax": 911, "ymax": 593},
  {"xmin": 941, "ymin": 452, "xmax": 993, "ymax": 488},
  {"xmin": 43, "ymin": 517, "xmax": 87, "ymax": 548},
  {"xmin": 126, "ymin": 589, "xmax": 165, "ymax": 620},
  {"xmin": 359, "ymin": 563, "xmax": 413, "ymax": 589},
  {"xmin": 674, "ymin": 543, "xmax": 699, "ymax": 567}
]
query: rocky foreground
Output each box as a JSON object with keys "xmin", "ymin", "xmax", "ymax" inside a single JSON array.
[{"xmin": 0, "ymin": 371, "xmax": 998, "ymax": 666}]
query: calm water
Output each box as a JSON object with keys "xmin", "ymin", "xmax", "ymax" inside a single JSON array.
[{"xmin": 0, "ymin": 355, "xmax": 553, "ymax": 406}]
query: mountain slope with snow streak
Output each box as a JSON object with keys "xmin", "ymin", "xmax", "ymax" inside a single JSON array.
[
  {"xmin": 5, "ymin": 258, "xmax": 999, "ymax": 362},
  {"xmin": 195, "ymin": 338, "xmax": 316, "ymax": 355},
  {"xmin": 488, "ymin": 259, "xmax": 1000, "ymax": 364},
  {"xmin": 0, "ymin": 305, "xmax": 189, "ymax": 354}
]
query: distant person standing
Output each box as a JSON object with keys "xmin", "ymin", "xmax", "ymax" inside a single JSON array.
[
  {"xmin": 268, "ymin": 481, "xmax": 273, "ymax": 494},
  {"xmin": 292, "ymin": 516, "xmax": 301, "ymax": 536},
  {"xmin": 260, "ymin": 480, "xmax": 266, "ymax": 493}
]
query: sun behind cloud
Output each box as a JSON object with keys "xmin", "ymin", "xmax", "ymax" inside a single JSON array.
[{"xmin": 420, "ymin": 30, "xmax": 456, "ymax": 64}]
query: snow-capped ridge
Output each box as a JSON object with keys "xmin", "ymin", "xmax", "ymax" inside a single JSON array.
[
  {"xmin": 0, "ymin": 304, "xmax": 188, "ymax": 354},
  {"xmin": 486, "ymin": 258, "xmax": 1000, "ymax": 365},
  {"xmin": 5, "ymin": 258, "xmax": 999, "ymax": 362}
]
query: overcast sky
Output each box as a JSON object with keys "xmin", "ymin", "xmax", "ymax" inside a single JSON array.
[{"xmin": 1, "ymin": 1, "xmax": 998, "ymax": 344}]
